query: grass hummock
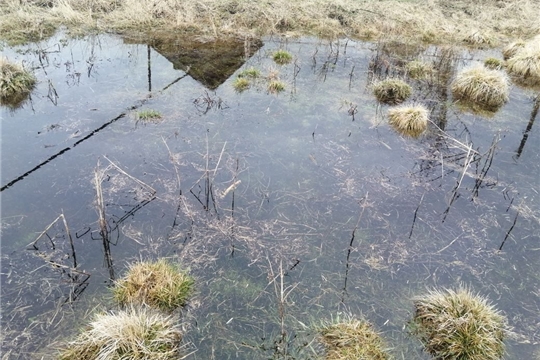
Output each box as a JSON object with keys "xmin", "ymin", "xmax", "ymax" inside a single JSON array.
[
  {"xmin": 0, "ymin": 57, "xmax": 36, "ymax": 108},
  {"xmin": 136, "ymin": 109, "xmax": 162, "ymax": 121},
  {"xmin": 388, "ymin": 104, "xmax": 429, "ymax": 138},
  {"xmin": 58, "ymin": 306, "xmax": 183, "ymax": 360},
  {"xmin": 238, "ymin": 67, "xmax": 261, "ymax": 79},
  {"xmin": 413, "ymin": 288, "xmax": 506, "ymax": 360},
  {"xmin": 505, "ymin": 37, "xmax": 540, "ymax": 87},
  {"xmin": 451, "ymin": 65, "xmax": 509, "ymax": 111},
  {"xmin": 233, "ymin": 77, "xmax": 250, "ymax": 92},
  {"xmin": 503, "ymin": 39, "xmax": 526, "ymax": 60},
  {"xmin": 372, "ymin": 78, "xmax": 412, "ymax": 105},
  {"xmin": 113, "ymin": 259, "xmax": 194, "ymax": 312},
  {"xmin": 272, "ymin": 49, "xmax": 293, "ymax": 65},
  {"xmin": 268, "ymin": 80, "xmax": 286, "ymax": 94},
  {"xmin": 319, "ymin": 317, "xmax": 389, "ymax": 360}
]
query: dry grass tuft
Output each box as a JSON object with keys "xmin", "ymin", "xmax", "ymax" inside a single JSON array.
[
  {"xmin": 503, "ymin": 39, "xmax": 526, "ymax": 60},
  {"xmin": 0, "ymin": 57, "xmax": 36, "ymax": 108},
  {"xmin": 113, "ymin": 259, "xmax": 194, "ymax": 312},
  {"xmin": 388, "ymin": 104, "xmax": 428, "ymax": 138},
  {"xmin": 372, "ymin": 78, "xmax": 412, "ymax": 105},
  {"xmin": 464, "ymin": 31, "xmax": 495, "ymax": 48},
  {"xmin": 238, "ymin": 67, "xmax": 261, "ymax": 79},
  {"xmin": 136, "ymin": 109, "xmax": 162, "ymax": 121},
  {"xmin": 505, "ymin": 37, "xmax": 540, "ymax": 87},
  {"xmin": 319, "ymin": 317, "xmax": 389, "ymax": 360},
  {"xmin": 484, "ymin": 57, "xmax": 504, "ymax": 70},
  {"xmin": 58, "ymin": 306, "xmax": 183, "ymax": 360},
  {"xmin": 413, "ymin": 288, "xmax": 506, "ymax": 360},
  {"xmin": 451, "ymin": 65, "xmax": 509, "ymax": 111},
  {"xmin": 405, "ymin": 60, "xmax": 433, "ymax": 80}
]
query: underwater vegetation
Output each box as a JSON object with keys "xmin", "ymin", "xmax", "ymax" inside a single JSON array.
[
  {"xmin": 113, "ymin": 259, "xmax": 194, "ymax": 312},
  {"xmin": 319, "ymin": 317, "xmax": 389, "ymax": 360},
  {"xmin": 372, "ymin": 78, "xmax": 412, "ymax": 105},
  {"xmin": 413, "ymin": 288, "xmax": 506, "ymax": 360},
  {"xmin": 405, "ymin": 60, "xmax": 433, "ymax": 80},
  {"xmin": 58, "ymin": 306, "xmax": 183, "ymax": 360},
  {"xmin": 388, "ymin": 104, "xmax": 429, "ymax": 138},
  {"xmin": 451, "ymin": 65, "xmax": 509, "ymax": 112},
  {"xmin": 483, "ymin": 57, "xmax": 504, "ymax": 70},
  {"xmin": 0, "ymin": 57, "xmax": 36, "ymax": 109}
]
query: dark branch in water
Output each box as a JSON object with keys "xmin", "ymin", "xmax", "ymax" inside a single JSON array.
[
  {"xmin": 515, "ymin": 94, "xmax": 539, "ymax": 160},
  {"xmin": 499, "ymin": 211, "xmax": 519, "ymax": 251},
  {"xmin": 409, "ymin": 191, "xmax": 425, "ymax": 239}
]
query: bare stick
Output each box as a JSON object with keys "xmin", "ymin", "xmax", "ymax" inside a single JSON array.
[
  {"xmin": 499, "ymin": 211, "xmax": 519, "ymax": 251},
  {"xmin": 94, "ymin": 164, "xmax": 115, "ymax": 281},
  {"xmin": 27, "ymin": 214, "xmax": 62, "ymax": 249},
  {"xmin": 60, "ymin": 211, "xmax": 77, "ymax": 268},
  {"xmin": 103, "ymin": 155, "xmax": 156, "ymax": 195}
]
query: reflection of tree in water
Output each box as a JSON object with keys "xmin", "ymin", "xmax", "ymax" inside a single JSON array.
[{"xmin": 515, "ymin": 93, "xmax": 539, "ymax": 159}]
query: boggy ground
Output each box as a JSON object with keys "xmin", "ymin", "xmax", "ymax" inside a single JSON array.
[{"xmin": 1, "ymin": 0, "xmax": 539, "ymax": 46}]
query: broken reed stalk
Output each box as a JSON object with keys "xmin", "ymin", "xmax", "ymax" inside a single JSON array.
[
  {"xmin": 103, "ymin": 155, "xmax": 156, "ymax": 195},
  {"xmin": 94, "ymin": 164, "xmax": 115, "ymax": 281},
  {"xmin": 473, "ymin": 133, "xmax": 500, "ymax": 198},
  {"xmin": 60, "ymin": 211, "xmax": 77, "ymax": 268},
  {"xmin": 28, "ymin": 214, "xmax": 63, "ymax": 249},
  {"xmin": 499, "ymin": 211, "xmax": 519, "ymax": 251},
  {"xmin": 342, "ymin": 194, "xmax": 368, "ymax": 303},
  {"xmin": 409, "ymin": 192, "xmax": 425, "ymax": 239}
]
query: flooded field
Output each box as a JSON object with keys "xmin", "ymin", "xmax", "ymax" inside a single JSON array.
[{"xmin": 1, "ymin": 32, "xmax": 539, "ymax": 359}]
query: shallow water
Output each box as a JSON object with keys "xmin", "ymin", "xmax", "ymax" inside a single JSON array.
[{"xmin": 1, "ymin": 32, "xmax": 539, "ymax": 359}]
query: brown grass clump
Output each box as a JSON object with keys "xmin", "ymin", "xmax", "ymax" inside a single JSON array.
[
  {"xmin": 58, "ymin": 306, "xmax": 182, "ymax": 360},
  {"xmin": 0, "ymin": 57, "xmax": 36, "ymax": 108},
  {"xmin": 319, "ymin": 317, "xmax": 389, "ymax": 360},
  {"xmin": 388, "ymin": 104, "xmax": 428, "ymax": 138},
  {"xmin": 451, "ymin": 65, "xmax": 509, "ymax": 111},
  {"xmin": 502, "ymin": 39, "xmax": 526, "ymax": 60},
  {"xmin": 372, "ymin": 78, "xmax": 412, "ymax": 105},
  {"xmin": 505, "ymin": 37, "xmax": 540, "ymax": 87},
  {"xmin": 413, "ymin": 288, "xmax": 506, "ymax": 360},
  {"xmin": 464, "ymin": 31, "xmax": 495, "ymax": 48},
  {"xmin": 113, "ymin": 259, "xmax": 194, "ymax": 312},
  {"xmin": 268, "ymin": 80, "xmax": 285, "ymax": 94}
]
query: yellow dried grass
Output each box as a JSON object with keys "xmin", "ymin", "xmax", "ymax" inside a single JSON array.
[
  {"xmin": 388, "ymin": 104, "xmax": 428, "ymax": 138},
  {"xmin": 451, "ymin": 65, "xmax": 509, "ymax": 111}
]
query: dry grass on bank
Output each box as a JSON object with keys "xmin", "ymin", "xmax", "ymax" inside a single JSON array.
[
  {"xmin": 0, "ymin": 57, "xmax": 36, "ymax": 108},
  {"xmin": 1, "ymin": 0, "xmax": 539, "ymax": 45},
  {"xmin": 505, "ymin": 36, "xmax": 540, "ymax": 87}
]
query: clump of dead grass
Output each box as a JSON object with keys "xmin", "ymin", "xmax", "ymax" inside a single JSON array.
[
  {"xmin": 388, "ymin": 104, "xmax": 428, "ymax": 138},
  {"xmin": 505, "ymin": 36, "xmax": 540, "ymax": 87},
  {"xmin": 451, "ymin": 65, "xmax": 509, "ymax": 111},
  {"xmin": 233, "ymin": 77, "xmax": 250, "ymax": 92},
  {"xmin": 464, "ymin": 31, "xmax": 495, "ymax": 48},
  {"xmin": 319, "ymin": 316, "xmax": 389, "ymax": 360},
  {"xmin": 413, "ymin": 288, "xmax": 506, "ymax": 360},
  {"xmin": 0, "ymin": 57, "xmax": 36, "ymax": 108},
  {"xmin": 113, "ymin": 259, "xmax": 194, "ymax": 312},
  {"xmin": 58, "ymin": 306, "xmax": 183, "ymax": 360},
  {"xmin": 503, "ymin": 40, "xmax": 526, "ymax": 60},
  {"xmin": 372, "ymin": 78, "xmax": 412, "ymax": 105},
  {"xmin": 405, "ymin": 60, "xmax": 433, "ymax": 80},
  {"xmin": 268, "ymin": 80, "xmax": 286, "ymax": 94},
  {"xmin": 272, "ymin": 49, "xmax": 293, "ymax": 65}
]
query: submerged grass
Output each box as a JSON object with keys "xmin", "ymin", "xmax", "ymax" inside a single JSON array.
[
  {"xmin": 136, "ymin": 109, "xmax": 162, "ymax": 121},
  {"xmin": 405, "ymin": 60, "xmax": 432, "ymax": 80},
  {"xmin": 113, "ymin": 259, "xmax": 194, "ymax": 312},
  {"xmin": 319, "ymin": 317, "xmax": 389, "ymax": 360},
  {"xmin": 451, "ymin": 65, "xmax": 509, "ymax": 111},
  {"xmin": 413, "ymin": 288, "xmax": 506, "ymax": 360},
  {"xmin": 1, "ymin": 0, "xmax": 539, "ymax": 45},
  {"xmin": 372, "ymin": 78, "xmax": 412, "ymax": 105},
  {"xmin": 0, "ymin": 57, "xmax": 36, "ymax": 108},
  {"xmin": 484, "ymin": 57, "xmax": 503, "ymax": 70},
  {"xmin": 58, "ymin": 306, "xmax": 183, "ymax": 360}
]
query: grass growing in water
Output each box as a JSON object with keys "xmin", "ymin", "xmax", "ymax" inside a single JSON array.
[
  {"xmin": 405, "ymin": 60, "xmax": 432, "ymax": 80},
  {"xmin": 505, "ymin": 36, "xmax": 540, "ymax": 87},
  {"xmin": 0, "ymin": 57, "xmax": 36, "ymax": 108},
  {"xmin": 272, "ymin": 49, "xmax": 293, "ymax": 65},
  {"xmin": 238, "ymin": 67, "xmax": 261, "ymax": 78},
  {"xmin": 58, "ymin": 306, "xmax": 182, "ymax": 360},
  {"xmin": 113, "ymin": 259, "xmax": 194, "ymax": 312},
  {"xmin": 388, "ymin": 104, "xmax": 429, "ymax": 138},
  {"xmin": 372, "ymin": 79, "xmax": 412, "ymax": 105},
  {"xmin": 484, "ymin": 57, "xmax": 504, "ymax": 70},
  {"xmin": 268, "ymin": 80, "xmax": 286, "ymax": 94},
  {"xmin": 413, "ymin": 288, "xmax": 506, "ymax": 360},
  {"xmin": 319, "ymin": 317, "xmax": 389, "ymax": 360},
  {"xmin": 233, "ymin": 77, "xmax": 250, "ymax": 92},
  {"xmin": 136, "ymin": 109, "xmax": 162, "ymax": 121},
  {"xmin": 451, "ymin": 65, "xmax": 509, "ymax": 111}
]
